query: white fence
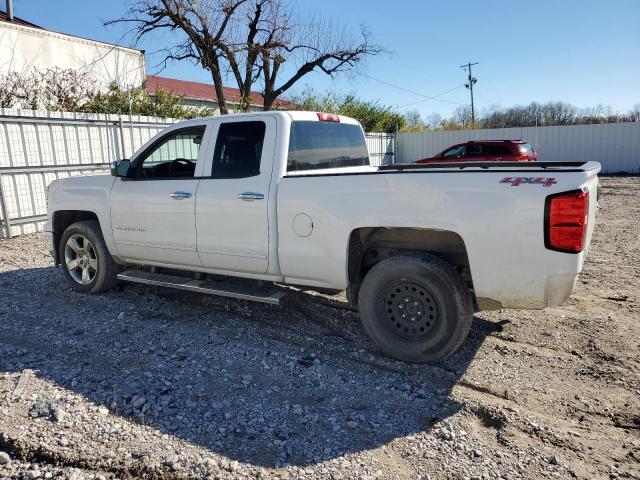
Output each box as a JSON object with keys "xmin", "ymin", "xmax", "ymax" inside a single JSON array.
[
  {"xmin": 366, "ymin": 132, "xmax": 395, "ymax": 166},
  {"xmin": 4, "ymin": 110, "xmax": 636, "ymax": 239},
  {"xmin": 0, "ymin": 109, "xmax": 176, "ymax": 238},
  {"xmin": 397, "ymin": 122, "xmax": 640, "ymax": 173},
  {"xmin": 0, "ymin": 109, "xmax": 394, "ymax": 238}
]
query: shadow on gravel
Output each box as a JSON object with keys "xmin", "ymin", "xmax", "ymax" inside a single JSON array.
[{"xmin": 0, "ymin": 266, "xmax": 498, "ymax": 467}]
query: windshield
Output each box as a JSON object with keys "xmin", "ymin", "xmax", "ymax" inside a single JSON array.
[{"xmin": 442, "ymin": 146, "xmax": 466, "ymax": 158}]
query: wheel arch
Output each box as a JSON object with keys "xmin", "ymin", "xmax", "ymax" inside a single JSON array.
[
  {"xmin": 346, "ymin": 227, "xmax": 475, "ymax": 307},
  {"xmin": 52, "ymin": 210, "xmax": 100, "ymax": 266}
]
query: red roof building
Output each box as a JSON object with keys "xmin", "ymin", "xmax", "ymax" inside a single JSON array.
[
  {"xmin": 145, "ymin": 75, "xmax": 292, "ymax": 111},
  {"xmin": 1, "ymin": 6, "xmax": 292, "ymax": 113},
  {"xmin": 0, "ymin": 10, "xmax": 41, "ymax": 28}
]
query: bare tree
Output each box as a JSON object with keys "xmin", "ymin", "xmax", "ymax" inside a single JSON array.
[
  {"xmin": 108, "ymin": 0, "xmax": 247, "ymax": 114},
  {"xmin": 630, "ymin": 103, "xmax": 640, "ymax": 122},
  {"xmin": 255, "ymin": 8, "xmax": 384, "ymax": 110},
  {"xmin": 402, "ymin": 110, "xmax": 427, "ymax": 131},
  {"xmin": 109, "ymin": 0, "xmax": 383, "ymax": 113},
  {"xmin": 423, "ymin": 112, "xmax": 443, "ymax": 130},
  {"xmin": 41, "ymin": 68, "xmax": 95, "ymax": 111},
  {"xmin": 0, "ymin": 68, "xmax": 93, "ymax": 110},
  {"xmin": 543, "ymin": 101, "xmax": 577, "ymax": 125},
  {"xmin": 0, "ymin": 71, "xmax": 29, "ymax": 108},
  {"xmin": 452, "ymin": 105, "xmax": 473, "ymax": 128},
  {"xmin": 439, "ymin": 101, "xmax": 640, "ymax": 130}
]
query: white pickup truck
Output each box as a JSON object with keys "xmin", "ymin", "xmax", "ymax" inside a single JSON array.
[{"xmin": 45, "ymin": 111, "xmax": 600, "ymax": 362}]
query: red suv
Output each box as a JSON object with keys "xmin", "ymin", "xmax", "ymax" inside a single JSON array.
[{"xmin": 415, "ymin": 140, "xmax": 538, "ymax": 163}]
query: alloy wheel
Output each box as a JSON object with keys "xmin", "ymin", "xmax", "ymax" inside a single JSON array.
[{"xmin": 64, "ymin": 234, "xmax": 98, "ymax": 285}]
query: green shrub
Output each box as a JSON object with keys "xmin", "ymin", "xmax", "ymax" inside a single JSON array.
[
  {"xmin": 81, "ymin": 83, "xmax": 214, "ymax": 119},
  {"xmin": 290, "ymin": 88, "xmax": 405, "ymax": 132}
]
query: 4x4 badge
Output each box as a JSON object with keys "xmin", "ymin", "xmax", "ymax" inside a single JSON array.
[{"xmin": 500, "ymin": 177, "xmax": 557, "ymax": 187}]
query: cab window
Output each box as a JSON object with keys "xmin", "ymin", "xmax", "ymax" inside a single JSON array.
[
  {"xmin": 137, "ymin": 127, "xmax": 204, "ymax": 179},
  {"xmin": 211, "ymin": 121, "xmax": 266, "ymax": 178}
]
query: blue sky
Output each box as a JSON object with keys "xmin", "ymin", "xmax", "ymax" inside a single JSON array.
[{"xmin": 10, "ymin": 0, "xmax": 640, "ymax": 118}]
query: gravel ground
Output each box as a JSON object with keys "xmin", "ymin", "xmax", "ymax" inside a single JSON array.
[{"xmin": 0, "ymin": 175, "xmax": 638, "ymax": 480}]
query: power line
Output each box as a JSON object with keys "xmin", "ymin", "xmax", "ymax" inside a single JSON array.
[
  {"xmin": 460, "ymin": 62, "xmax": 479, "ymax": 123},
  {"xmin": 397, "ymin": 85, "xmax": 466, "ymax": 108},
  {"xmin": 362, "ymin": 74, "xmax": 466, "ymax": 107}
]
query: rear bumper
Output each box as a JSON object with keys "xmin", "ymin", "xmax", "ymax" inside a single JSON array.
[
  {"xmin": 544, "ymin": 273, "xmax": 579, "ymax": 306},
  {"xmin": 476, "ymin": 267, "xmax": 583, "ymax": 311}
]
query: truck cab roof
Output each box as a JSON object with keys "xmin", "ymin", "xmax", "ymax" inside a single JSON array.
[{"xmin": 191, "ymin": 110, "xmax": 361, "ymax": 126}]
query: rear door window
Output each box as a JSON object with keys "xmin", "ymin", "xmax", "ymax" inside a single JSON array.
[
  {"xmin": 287, "ymin": 121, "xmax": 369, "ymax": 171},
  {"xmin": 211, "ymin": 121, "xmax": 266, "ymax": 178}
]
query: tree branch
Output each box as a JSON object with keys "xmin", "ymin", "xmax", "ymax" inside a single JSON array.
[{"xmin": 106, "ymin": 0, "xmax": 385, "ymax": 112}]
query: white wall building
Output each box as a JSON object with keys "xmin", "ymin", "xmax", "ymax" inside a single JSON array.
[{"xmin": 0, "ymin": 9, "xmax": 145, "ymax": 90}]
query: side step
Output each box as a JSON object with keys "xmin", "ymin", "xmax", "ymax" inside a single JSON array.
[{"xmin": 117, "ymin": 270, "xmax": 288, "ymax": 305}]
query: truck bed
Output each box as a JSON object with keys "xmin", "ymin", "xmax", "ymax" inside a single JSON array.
[
  {"xmin": 277, "ymin": 160, "xmax": 600, "ymax": 309},
  {"xmin": 378, "ymin": 161, "xmax": 591, "ymax": 171}
]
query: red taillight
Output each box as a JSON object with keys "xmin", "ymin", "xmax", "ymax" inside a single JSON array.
[
  {"xmin": 545, "ymin": 190, "xmax": 589, "ymax": 253},
  {"xmin": 317, "ymin": 112, "xmax": 340, "ymax": 122}
]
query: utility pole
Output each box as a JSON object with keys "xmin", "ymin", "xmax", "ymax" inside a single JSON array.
[
  {"xmin": 6, "ymin": 0, "xmax": 14, "ymax": 22},
  {"xmin": 460, "ymin": 62, "xmax": 478, "ymax": 124}
]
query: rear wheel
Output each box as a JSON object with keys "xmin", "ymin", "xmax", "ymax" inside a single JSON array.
[
  {"xmin": 59, "ymin": 221, "xmax": 119, "ymax": 293},
  {"xmin": 358, "ymin": 255, "xmax": 473, "ymax": 363}
]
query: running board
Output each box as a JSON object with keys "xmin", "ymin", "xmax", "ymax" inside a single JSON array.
[{"xmin": 117, "ymin": 270, "xmax": 288, "ymax": 305}]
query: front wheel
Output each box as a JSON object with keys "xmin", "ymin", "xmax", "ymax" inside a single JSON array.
[
  {"xmin": 358, "ymin": 255, "xmax": 473, "ymax": 363},
  {"xmin": 59, "ymin": 220, "xmax": 119, "ymax": 293}
]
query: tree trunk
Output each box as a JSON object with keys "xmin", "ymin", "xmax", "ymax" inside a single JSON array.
[
  {"xmin": 213, "ymin": 83, "xmax": 229, "ymax": 115},
  {"xmin": 263, "ymin": 94, "xmax": 274, "ymax": 111},
  {"xmin": 209, "ymin": 67, "xmax": 229, "ymax": 115}
]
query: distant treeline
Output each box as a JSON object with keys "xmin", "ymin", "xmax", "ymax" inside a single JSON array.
[
  {"xmin": 2, "ymin": 71, "xmax": 636, "ymax": 133},
  {"xmin": 403, "ymin": 101, "xmax": 640, "ymax": 131}
]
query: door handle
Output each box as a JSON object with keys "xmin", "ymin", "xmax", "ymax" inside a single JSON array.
[
  {"xmin": 169, "ymin": 191, "xmax": 192, "ymax": 200},
  {"xmin": 237, "ymin": 192, "xmax": 264, "ymax": 201}
]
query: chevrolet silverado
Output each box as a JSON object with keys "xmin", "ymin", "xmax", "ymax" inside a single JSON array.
[{"xmin": 45, "ymin": 111, "xmax": 600, "ymax": 362}]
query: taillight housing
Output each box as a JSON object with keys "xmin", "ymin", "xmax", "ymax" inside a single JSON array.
[
  {"xmin": 317, "ymin": 112, "xmax": 340, "ymax": 122},
  {"xmin": 544, "ymin": 189, "xmax": 589, "ymax": 253}
]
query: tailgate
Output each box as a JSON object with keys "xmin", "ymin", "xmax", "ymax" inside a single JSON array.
[{"xmin": 578, "ymin": 164, "xmax": 601, "ymax": 256}]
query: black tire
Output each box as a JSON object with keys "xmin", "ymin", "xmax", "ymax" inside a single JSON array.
[
  {"xmin": 346, "ymin": 284, "xmax": 360, "ymax": 309},
  {"xmin": 59, "ymin": 220, "xmax": 119, "ymax": 293},
  {"xmin": 358, "ymin": 254, "xmax": 473, "ymax": 363}
]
